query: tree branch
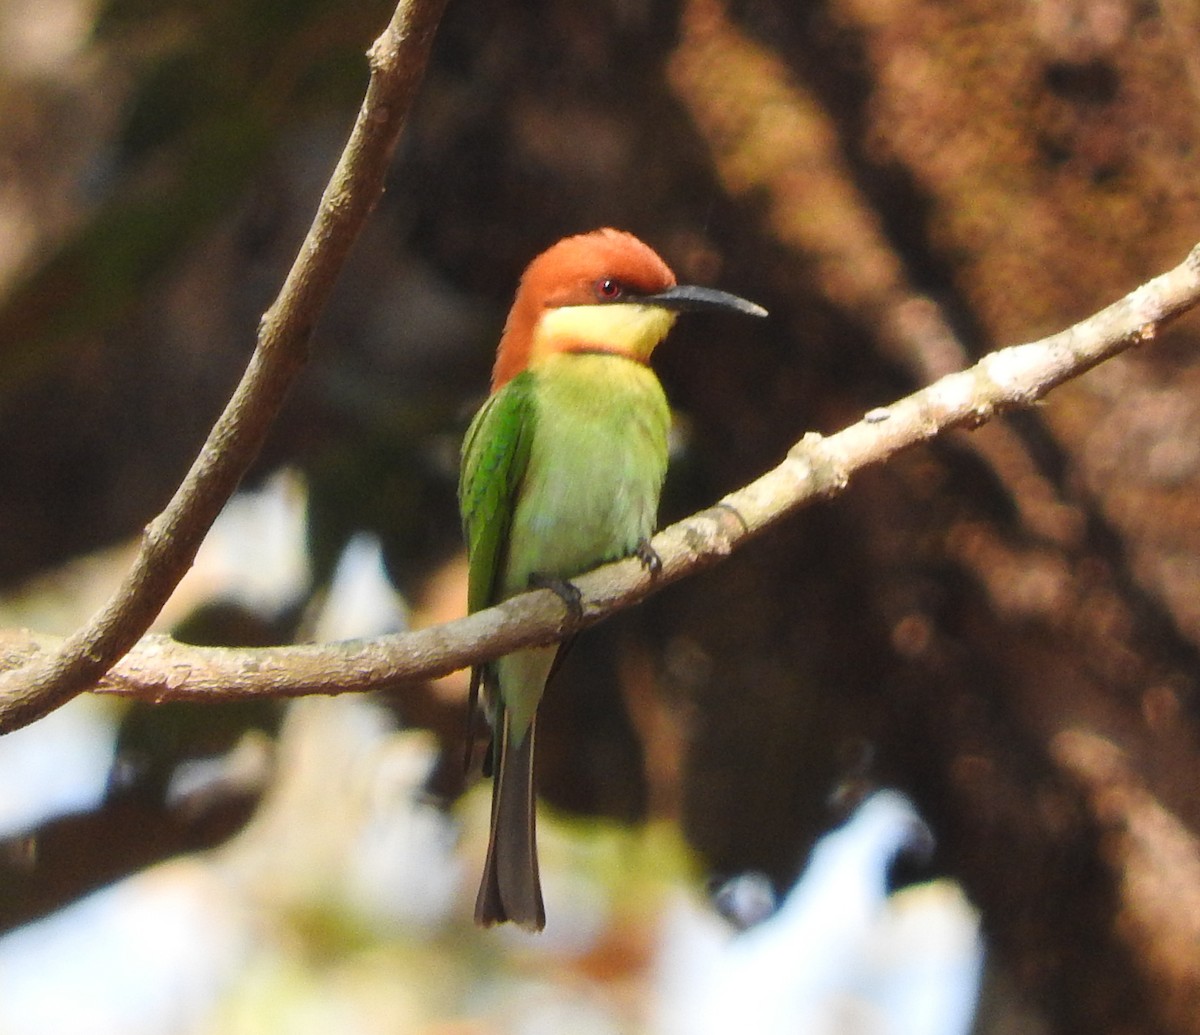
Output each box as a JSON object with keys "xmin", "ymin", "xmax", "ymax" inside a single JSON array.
[
  {"xmin": 1, "ymin": 242, "xmax": 1197, "ymax": 730},
  {"xmin": 0, "ymin": 0, "xmax": 449, "ymax": 734}
]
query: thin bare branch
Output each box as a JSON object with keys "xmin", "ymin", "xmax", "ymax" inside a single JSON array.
[
  {"xmin": 0, "ymin": 0, "xmax": 448, "ymax": 734},
  {"xmin": 1, "ymin": 241, "xmax": 1197, "ymax": 729}
]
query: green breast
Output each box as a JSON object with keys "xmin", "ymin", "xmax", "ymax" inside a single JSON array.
[{"xmin": 501, "ymin": 352, "xmax": 671, "ymax": 596}]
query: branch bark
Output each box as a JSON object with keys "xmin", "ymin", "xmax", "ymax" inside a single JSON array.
[
  {"xmin": 0, "ymin": 0, "xmax": 449, "ymax": 734},
  {"xmin": 1, "ymin": 241, "xmax": 1197, "ymax": 732}
]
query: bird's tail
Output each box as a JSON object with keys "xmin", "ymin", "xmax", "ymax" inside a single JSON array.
[{"xmin": 475, "ymin": 709, "xmax": 545, "ymax": 930}]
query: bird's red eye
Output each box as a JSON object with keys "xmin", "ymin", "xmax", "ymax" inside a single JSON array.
[{"xmin": 595, "ymin": 278, "xmax": 623, "ymax": 301}]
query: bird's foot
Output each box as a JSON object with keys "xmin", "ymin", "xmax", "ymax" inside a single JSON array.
[
  {"xmin": 634, "ymin": 537, "xmax": 662, "ymax": 576},
  {"xmin": 528, "ymin": 572, "xmax": 584, "ymax": 621}
]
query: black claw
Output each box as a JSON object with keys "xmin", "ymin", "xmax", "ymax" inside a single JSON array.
[
  {"xmin": 634, "ymin": 538, "xmax": 662, "ymax": 576},
  {"xmin": 529, "ymin": 571, "xmax": 584, "ymax": 621}
]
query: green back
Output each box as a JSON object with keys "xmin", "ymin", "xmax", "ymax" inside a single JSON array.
[{"xmin": 459, "ymin": 373, "xmax": 536, "ymax": 615}]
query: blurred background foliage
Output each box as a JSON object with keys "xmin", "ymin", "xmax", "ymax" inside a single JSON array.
[{"xmin": 2, "ymin": 0, "xmax": 1200, "ymax": 1031}]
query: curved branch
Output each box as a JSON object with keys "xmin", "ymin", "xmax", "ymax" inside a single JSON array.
[
  {"xmin": 0, "ymin": 0, "xmax": 449, "ymax": 734},
  {"xmin": 1, "ymin": 242, "xmax": 1197, "ymax": 729}
]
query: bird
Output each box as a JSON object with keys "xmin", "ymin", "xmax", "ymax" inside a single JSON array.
[{"xmin": 459, "ymin": 228, "xmax": 767, "ymax": 930}]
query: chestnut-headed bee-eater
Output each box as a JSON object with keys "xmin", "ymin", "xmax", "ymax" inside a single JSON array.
[{"xmin": 460, "ymin": 228, "xmax": 767, "ymax": 929}]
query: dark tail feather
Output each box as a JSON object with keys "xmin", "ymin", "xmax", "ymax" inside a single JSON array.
[{"xmin": 475, "ymin": 711, "xmax": 545, "ymax": 930}]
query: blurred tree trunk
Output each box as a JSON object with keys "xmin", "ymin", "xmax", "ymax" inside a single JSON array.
[{"xmin": 642, "ymin": 2, "xmax": 1200, "ymax": 1032}]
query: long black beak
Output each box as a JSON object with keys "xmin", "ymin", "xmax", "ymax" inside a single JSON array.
[{"xmin": 640, "ymin": 284, "xmax": 768, "ymax": 318}]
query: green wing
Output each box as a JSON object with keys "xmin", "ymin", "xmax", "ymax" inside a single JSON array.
[{"xmin": 459, "ymin": 373, "xmax": 536, "ymax": 615}]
